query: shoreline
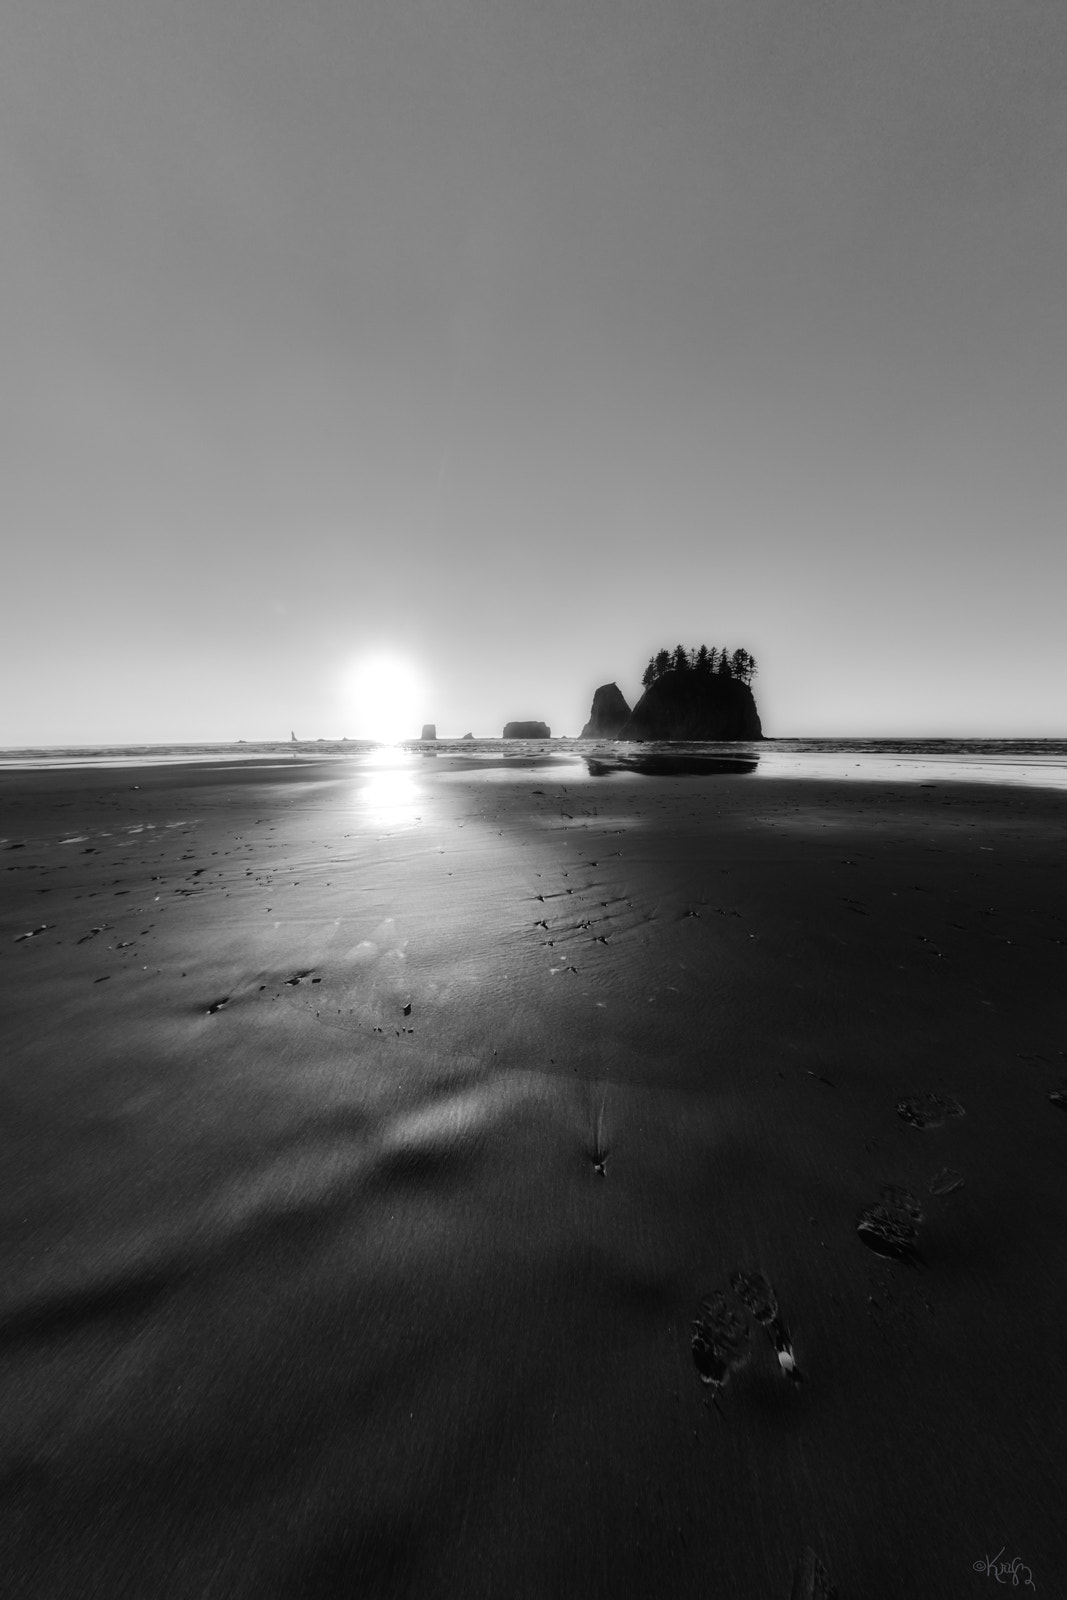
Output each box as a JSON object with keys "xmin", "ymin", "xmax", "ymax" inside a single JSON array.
[{"xmin": 2, "ymin": 737, "xmax": 1067, "ymax": 794}]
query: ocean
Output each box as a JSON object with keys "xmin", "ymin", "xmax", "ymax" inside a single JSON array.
[{"xmin": 2, "ymin": 737, "xmax": 1066, "ymax": 789}]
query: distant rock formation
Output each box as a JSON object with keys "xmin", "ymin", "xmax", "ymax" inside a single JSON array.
[
  {"xmin": 420, "ymin": 724, "xmax": 437, "ymax": 741},
  {"xmin": 460, "ymin": 732, "xmax": 474, "ymax": 741},
  {"xmin": 617, "ymin": 670, "xmax": 762, "ymax": 741},
  {"xmin": 580, "ymin": 683, "xmax": 631, "ymax": 739},
  {"xmin": 503, "ymin": 720, "xmax": 551, "ymax": 739}
]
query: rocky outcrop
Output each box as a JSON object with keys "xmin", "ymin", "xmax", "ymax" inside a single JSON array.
[
  {"xmin": 503, "ymin": 720, "xmax": 551, "ymax": 739},
  {"xmin": 617, "ymin": 670, "xmax": 762, "ymax": 741},
  {"xmin": 460, "ymin": 732, "xmax": 474, "ymax": 741},
  {"xmin": 580, "ymin": 683, "xmax": 631, "ymax": 739},
  {"xmin": 420, "ymin": 724, "xmax": 437, "ymax": 741}
]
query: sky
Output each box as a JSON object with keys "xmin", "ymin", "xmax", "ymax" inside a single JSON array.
[{"xmin": 3, "ymin": 0, "xmax": 1065, "ymax": 743}]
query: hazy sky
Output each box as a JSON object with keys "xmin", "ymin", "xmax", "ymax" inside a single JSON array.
[{"xmin": 3, "ymin": 0, "xmax": 1065, "ymax": 742}]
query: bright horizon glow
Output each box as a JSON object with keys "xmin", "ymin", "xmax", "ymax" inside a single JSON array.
[{"xmin": 344, "ymin": 655, "xmax": 425, "ymax": 745}]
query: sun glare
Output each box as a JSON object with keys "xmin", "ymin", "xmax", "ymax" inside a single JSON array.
[
  {"xmin": 345, "ymin": 654, "xmax": 424, "ymax": 745},
  {"xmin": 358, "ymin": 764, "xmax": 422, "ymax": 828}
]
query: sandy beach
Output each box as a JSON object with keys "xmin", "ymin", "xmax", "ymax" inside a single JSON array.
[{"xmin": 1, "ymin": 748, "xmax": 1064, "ymax": 1598}]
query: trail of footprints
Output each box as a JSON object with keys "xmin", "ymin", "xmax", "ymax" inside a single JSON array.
[
  {"xmin": 693, "ymin": 1088, "xmax": 974, "ymax": 1409},
  {"xmin": 855, "ymin": 1090, "xmax": 968, "ymax": 1261}
]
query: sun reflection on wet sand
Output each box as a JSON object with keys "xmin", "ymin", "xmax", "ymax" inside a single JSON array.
[{"xmin": 356, "ymin": 754, "xmax": 423, "ymax": 829}]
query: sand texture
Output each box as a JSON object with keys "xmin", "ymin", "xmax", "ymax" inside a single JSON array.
[{"xmin": 1, "ymin": 752, "xmax": 1064, "ymax": 1598}]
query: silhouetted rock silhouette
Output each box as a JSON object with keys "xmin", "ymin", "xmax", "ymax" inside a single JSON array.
[
  {"xmin": 420, "ymin": 724, "xmax": 437, "ymax": 741},
  {"xmin": 503, "ymin": 721, "xmax": 550, "ymax": 739},
  {"xmin": 618, "ymin": 670, "xmax": 761, "ymax": 740},
  {"xmin": 580, "ymin": 683, "xmax": 632, "ymax": 739}
]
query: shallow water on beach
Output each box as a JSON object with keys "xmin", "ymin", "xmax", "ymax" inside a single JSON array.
[{"xmin": 3, "ymin": 736, "xmax": 1067, "ymax": 790}]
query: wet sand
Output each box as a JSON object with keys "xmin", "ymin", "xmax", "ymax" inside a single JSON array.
[{"xmin": 1, "ymin": 752, "xmax": 1064, "ymax": 1598}]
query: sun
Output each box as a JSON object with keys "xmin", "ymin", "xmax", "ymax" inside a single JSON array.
[{"xmin": 344, "ymin": 653, "xmax": 425, "ymax": 744}]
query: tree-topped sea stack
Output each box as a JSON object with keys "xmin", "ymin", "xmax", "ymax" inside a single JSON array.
[
  {"xmin": 622, "ymin": 644, "xmax": 761, "ymax": 740},
  {"xmin": 582, "ymin": 644, "xmax": 762, "ymax": 741}
]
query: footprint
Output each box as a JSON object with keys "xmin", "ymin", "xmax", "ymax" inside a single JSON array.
[
  {"xmin": 896, "ymin": 1092, "xmax": 964, "ymax": 1130},
  {"xmin": 691, "ymin": 1291, "xmax": 751, "ymax": 1394},
  {"xmin": 730, "ymin": 1269, "xmax": 777, "ymax": 1323},
  {"xmin": 205, "ymin": 996, "xmax": 230, "ymax": 1015},
  {"xmin": 856, "ymin": 1185, "xmax": 924, "ymax": 1263},
  {"xmin": 878, "ymin": 1184, "xmax": 924, "ymax": 1223},
  {"xmin": 929, "ymin": 1167, "xmax": 964, "ymax": 1196},
  {"xmin": 730, "ymin": 1270, "xmax": 802, "ymax": 1383},
  {"xmin": 789, "ymin": 1546, "xmax": 838, "ymax": 1600}
]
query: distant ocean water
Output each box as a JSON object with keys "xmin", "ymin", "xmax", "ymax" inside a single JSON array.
[
  {"xmin": 0, "ymin": 740, "xmax": 380, "ymax": 768},
  {"xmin": 2, "ymin": 737, "xmax": 1067, "ymax": 788}
]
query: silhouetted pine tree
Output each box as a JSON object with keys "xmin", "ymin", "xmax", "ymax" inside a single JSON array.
[
  {"xmin": 672, "ymin": 644, "xmax": 690, "ymax": 674},
  {"xmin": 729, "ymin": 648, "xmax": 757, "ymax": 684},
  {"xmin": 642, "ymin": 658, "xmax": 656, "ymax": 689},
  {"xmin": 653, "ymin": 649, "xmax": 672, "ymax": 680},
  {"xmin": 694, "ymin": 644, "xmax": 710, "ymax": 675}
]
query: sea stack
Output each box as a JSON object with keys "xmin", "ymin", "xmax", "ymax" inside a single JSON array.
[
  {"xmin": 618, "ymin": 671, "xmax": 762, "ymax": 741},
  {"xmin": 580, "ymin": 683, "xmax": 631, "ymax": 739},
  {"xmin": 420, "ymin": 724, "xmax": 437, "ymax": 741},
  {"xmin": 503, "ymin": 720, "xmax": 551, "ymax": 739}
]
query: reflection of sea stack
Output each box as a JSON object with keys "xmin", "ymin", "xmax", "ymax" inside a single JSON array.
[
  {"xmin": 580, "ymin": 683, "xmax": 631, "ymax": 739},
  {"xmin": 619, "ymin": 671, "xmax": 761, "ymax": 741},
  {"xmin": 420, "ymin": 724, "xmax": 437, "ymax": 741},
  {"xmin": 503, "ymin": 720, "xmax": 551, "ymax": 739}
]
